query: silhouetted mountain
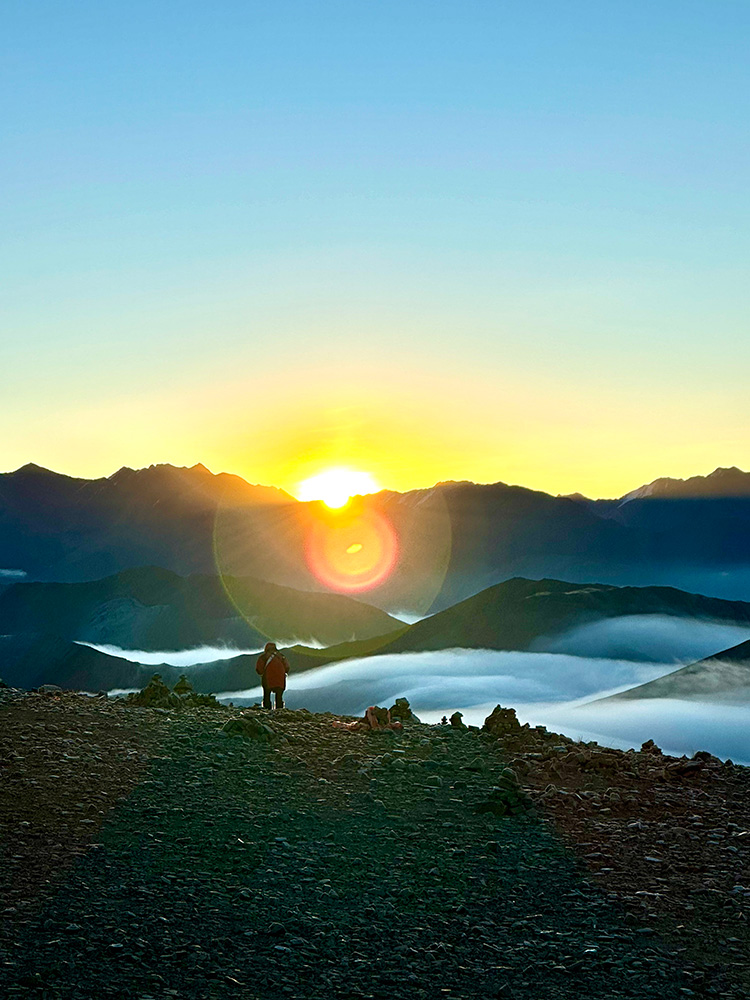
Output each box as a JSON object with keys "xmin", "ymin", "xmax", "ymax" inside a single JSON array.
[
  {"xmin": 604, "ymin": 637, "xmax": 750, "ymax": 702},
  {"xmin": 0, "ymin": 566, "xmax": 402, "ymax": 651},
  {"xmin": 621, "ymin": 466, "xmax": 750, "ymax": 502},
  {"xmin": 373, "ymin": 482, "xmax": 634, "ymax": 612},
  {"xmin": 0, "ymin": 633, "xmax": 263, "ymax": 693},
  {"xmin": 286, "ymin": 577, "xmax": 750, "ymax": 670},
  {"xmin": 8, "ymin": 577, "xmax": 750, "ymax": 693},
  {"xmin": 4, "ymin": 462, "xmax": 750, "ymax": 611},
  {"xmin": 0, "ymin": 463, "xmax": 291, "ymax": 582}
]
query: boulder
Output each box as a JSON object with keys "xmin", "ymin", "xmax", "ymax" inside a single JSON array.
[
  {"xmin": 173, "ymin": 674, "xmax": 195, "ymax": 697},
  {"xmin": 692, "ymin": 750, "xmax": 722, "ymax": 766},
  {"xmin": 496, "ymin": 767, "xmax": 519, "ymax": 789},
  {"xmin": 127, "ymin": 674, "xmax": 221, "ymax": 710},
  {"xmin": 389, "ymin": 697, "xmax": 420, "ymax": 723},
  {"xmin": 483, "ymin": 705, "xmax": 521, "ymax": 737},
  {"xmin": 474, "ymin": 783, "xmax": 532, "ymax": 818},
  {"xmin": 38, "ymin": 684, "xmax": 63, "ymax": 695},
  {"xmin": 666, "ymin": 758, "xmax": 704, "ymax": 778},
  {"xmin": 132, "ymin": 674, "xmax": 174, "ymax": 707},
  {"xmin": 222, "ymin": 716, "xmax": 275, "ymax": 741},
  {"xmin": 449, "ymin": 712, "xmax": 467, "ymax": 730}
]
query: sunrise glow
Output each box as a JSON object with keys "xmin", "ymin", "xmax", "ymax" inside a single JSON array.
[{"xmin": 297, "ymin": 468, "xmax": 380, "ymax": 509}]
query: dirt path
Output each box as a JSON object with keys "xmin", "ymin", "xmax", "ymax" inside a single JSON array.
[{"xmin": 0, "ymin": 693, "xmax": 746, "ymax": 999}]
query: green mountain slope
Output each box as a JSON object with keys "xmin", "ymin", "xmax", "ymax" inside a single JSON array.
[
  {"xmin": 0, "ymin": 566, "xmax": 402, "ymax": 651},
  {"xmin": 287, "ymin": 577, "xmax": 750, "ymax": 670}
]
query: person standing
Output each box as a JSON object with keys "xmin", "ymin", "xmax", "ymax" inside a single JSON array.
[{"xmin": 255, "ymin": 642, "xmax": 290, "ymax": 710}]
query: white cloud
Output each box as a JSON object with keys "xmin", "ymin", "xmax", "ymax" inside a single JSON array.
[
  {"xmin": 216, "ymin": 648, "xmax": 675, "ymax": 715},
  {"xmin": 430, "ymin": 699, "xmax": 750, "ymax": 766},
  {"xmin": 216, "ymin": 648, "xmax": 750, "ymax": 764},
  {"xmin": 531, "ymin": 615, "xmax": 750, "ymax": 663},
  {"xmin": 80, "ymin": 643, "xmax": 262, "ymax": 667}
]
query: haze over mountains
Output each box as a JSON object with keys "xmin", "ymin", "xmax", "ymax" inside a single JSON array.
[{"xmin": 3, "ymin": 462, "xmax": 750, "ymax": 613}]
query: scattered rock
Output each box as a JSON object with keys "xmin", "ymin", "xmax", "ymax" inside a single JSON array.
[
  {"xmin": 221, "ymin": 717, "xmax": 275, "ymax": 741},
  {"xmin": 172, "ymin": 674, "xmax": 195, "ymax": 697},
  {"xmin": 483, "ymin": 705, "xmax": 521, "ymax": 736},
  {"xmin": 126, "ymin": 674, "xmax": 222, "ymax": 710},
  {"xmin": 389, "ymin": 697, "xmax": 420, "ymax": 723}
]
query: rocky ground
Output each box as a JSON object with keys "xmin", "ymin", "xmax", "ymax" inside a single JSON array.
[{"xmin": 0, "ymin": 687, "xmax": 748, "ymax": 999}]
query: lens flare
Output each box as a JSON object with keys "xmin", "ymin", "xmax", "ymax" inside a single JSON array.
[{"xmin": 305, "ymin": 506, "xmax": 399, "ymax": 593}]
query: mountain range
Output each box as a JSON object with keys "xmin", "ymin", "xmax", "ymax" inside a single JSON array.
[
  {"xmin": 0, "ymin": 633, "xmax": 265, "ymax": 694},
  {"xmin": 5, "ymin": 573, "xmax": 750, "ymax": 695},
  {"xmin": 0, "ymin": 565, "xmax": 401, "ymax": 651},
  {"xmin": 3, "ymin": 462, "xmax": 750, "ymax": 613},
  {"xmin": 285, "ymin": 576, "xmax": 750, "ymax": 669}
]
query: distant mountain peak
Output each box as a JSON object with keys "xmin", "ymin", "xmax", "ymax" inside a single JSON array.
[
  {"xmin": 707, "ymin": 466, "xmax": 744, "ymax": 478},
  {"xmin": 108, "ymin": 462, "xmax": 214, "ymax": 483},
  {"xmin": 7, "ymin": 463, "xmax": 85, "ymax": 482},
  {"xmin": 621, "ymin": 466, "xmax": 750, "ymax": 503},
  {"xmin": 16, "ymin": 462, "xmax": 53, "ymax": 476}
]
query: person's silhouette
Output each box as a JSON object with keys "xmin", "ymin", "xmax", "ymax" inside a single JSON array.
[{"xmin": 255, "ymin": 642, "xmax": 290, "ymax": 710}]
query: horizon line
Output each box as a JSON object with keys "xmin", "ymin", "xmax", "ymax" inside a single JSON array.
[{"xmin": 1, "ymin": 459, "xmax": 748, "ymax": 504}]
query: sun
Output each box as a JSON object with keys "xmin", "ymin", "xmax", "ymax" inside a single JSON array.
[{"xmin": 297, "ymin": 467, "xmax": 380, "ymax": 508}]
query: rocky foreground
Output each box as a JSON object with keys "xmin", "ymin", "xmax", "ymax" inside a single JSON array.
[{"xmin": 0, "ymin": 688, "xmax": 748, "ymax": 999}]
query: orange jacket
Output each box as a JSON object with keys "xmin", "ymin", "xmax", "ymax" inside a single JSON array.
[{"xmin": 256, "ymin": 650, "xmax": 289, "ymax": 690}]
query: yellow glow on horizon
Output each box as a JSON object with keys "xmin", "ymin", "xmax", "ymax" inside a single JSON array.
[
  {"xmin": 11, "ymin": 355, "xmax": 747, "ymax": 503},
  {"xmin": 296, "ymin": 468, "xmax": 380, "ymax": 508}
]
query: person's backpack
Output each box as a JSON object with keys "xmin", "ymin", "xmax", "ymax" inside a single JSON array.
[
  {"xmin": 262, "ymin": 651, "xmax": 289, "ymax": 687},
  {"xmin": 264, "ymin": 651, "xmax": 284, "ymax": 672}
]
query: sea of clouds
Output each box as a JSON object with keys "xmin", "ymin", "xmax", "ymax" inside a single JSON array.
[
  {"xmin": 99, "ymin": 615, "xmax": 750, "ymax": 764},
  {"xmin": 216, "ymin": 649, "xmax": 750, "ymax": 764},
  {"xmin": 531, "ymin": 614, "xmax": 750, "ymax": 663},
  {"xmin": 213, "ymin": 615, "xmax": 750, "ymax": 764}
]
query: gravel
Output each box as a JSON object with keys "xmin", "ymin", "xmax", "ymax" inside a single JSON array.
[{"xmin": 0, "ymin": 690, "xmax": 747, "ymax": 998}]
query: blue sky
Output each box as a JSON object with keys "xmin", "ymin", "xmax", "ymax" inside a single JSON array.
[{"xmin": 2, "ymin": 1, "xmax": 748, "ymax": 496}]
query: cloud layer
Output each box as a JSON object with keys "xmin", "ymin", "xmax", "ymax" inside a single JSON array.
[
  {"xmin": 81, "ymin": 643, "xmax": 262, "ymax": 667},
  {"xmin": 217, "ymin": 649, "xmax": 676, "ymax": 714},
  {"xmin": 531, "ymin": 615, "xmax": 750, "ymax": 663},
  {"xmin": 217, "ymin": 647, "xmax": 750, "ymax": 764}
]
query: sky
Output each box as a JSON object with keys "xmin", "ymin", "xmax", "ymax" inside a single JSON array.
[{"xmin": 2, "ymin": 1, "xmax": 749, "ymax": 498}]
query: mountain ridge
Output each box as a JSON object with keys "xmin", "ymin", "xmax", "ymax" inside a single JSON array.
[
  {"xmin": 602, "ymin": 636, "xmax": 750, "ymax": 702},
  {"xmin": 6, "ymin": 575, "xmax": 750, "ymax": 694},
  {"xmin": 0, "ymin": 565, "xmax": 402, "ymax": 652},
  {"xmin": 285, "ymin": 576, "xmax": 750, "ymax": 671},
  {"xmin": 6, "ymin": 460, "xmax": 749, "ymax": 503},
  {"xmin": 4, "ymin": 462, "xmax": 750, "ymax": 609}
]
